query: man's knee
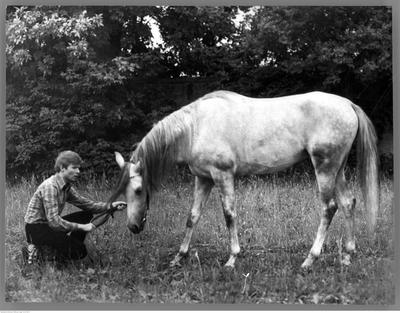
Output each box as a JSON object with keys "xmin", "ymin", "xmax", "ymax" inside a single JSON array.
[
  {"xmin": 60, "ymin": 241, "xmax": 87, "ymax": 260},
  {"xmin": 69, "ymin": 245, "xmax": 88, "ymax": 260},
  {"xmin": 63, "ymin": 211, "xmax": 93, "ymax": 224}
]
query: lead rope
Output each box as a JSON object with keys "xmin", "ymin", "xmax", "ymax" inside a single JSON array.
[
  {"xmin": 84, "ymin": 204, "xmax": 120, "ymax": 264},
  {"xmin": 90, "ymin": 204, "xmax": 119, "ymax": 228}
]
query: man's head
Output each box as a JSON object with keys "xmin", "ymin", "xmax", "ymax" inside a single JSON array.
[{"xmin": 55, "ymin": 151, "xmax": 83, "ymax": 183}]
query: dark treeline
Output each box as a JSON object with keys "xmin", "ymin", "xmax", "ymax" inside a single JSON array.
[{"xmin": 6, "ymin": 6, "xmax": 392, "ymax": 179}]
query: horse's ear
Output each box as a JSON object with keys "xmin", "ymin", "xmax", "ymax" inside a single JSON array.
[
  {"xmin": 136, "ymin": 161, "xmax": 142, "ymax": 174},
  {"xmin": 115, "ymin": 151, "xmax": 125, "ymax": 169}
]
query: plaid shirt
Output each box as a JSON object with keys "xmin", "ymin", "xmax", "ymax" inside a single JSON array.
[{"xmin": 24, "ymin": 173, "xmax": 108, "ymax": 232}]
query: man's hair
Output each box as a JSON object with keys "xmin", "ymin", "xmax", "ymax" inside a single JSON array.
[{"xmin": 54, "ymin": 151, "xmax": 83, "ymax": 172}]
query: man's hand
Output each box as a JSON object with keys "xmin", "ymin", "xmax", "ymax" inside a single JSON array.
[
  {"xmin": 78, "ymin": 223, "xmax": 96, "ymax": 232},
  {"xmin": 112, "ymin": 201, "xmax": 127, "ymax": 211}
]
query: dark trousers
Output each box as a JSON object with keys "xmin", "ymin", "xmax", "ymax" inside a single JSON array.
[{"xmin": 25, "ymin": 211, "xmax": 93, "ymax": 260}]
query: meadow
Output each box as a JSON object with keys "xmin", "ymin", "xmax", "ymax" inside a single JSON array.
[{"xmin": 5, "ymin": 170, "xmax": 395, "ymax": 305}]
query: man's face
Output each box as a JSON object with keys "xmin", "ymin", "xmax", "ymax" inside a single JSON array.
[{"xmin": 60, "ymin": 164, "xmax": 80, "ymax": 183}]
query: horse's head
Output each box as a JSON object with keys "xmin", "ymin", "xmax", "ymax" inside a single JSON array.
[{"xmin": 115, "ymin": 152, "xmax": 149, "ymax": 234}]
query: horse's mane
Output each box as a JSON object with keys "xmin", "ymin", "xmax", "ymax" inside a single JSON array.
[
  {"xmin": 107, "ymin": 104, "xmax": 194, "ymax": 205},
  {"xmin": 107, "ymin": 163, "xmax": 130, "ymax": 208},
  {"xmin": 130, "ymin": 105, "xmax": 195, "ymax": 196}
]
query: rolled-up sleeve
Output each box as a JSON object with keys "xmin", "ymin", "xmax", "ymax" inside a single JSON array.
[
  {"xmin": 42, "ymin": 185, "xmax": 79, "ymax": 232},
  {"xmin": 67, "ymin": 187, "xmax": 108, "ymax": 214}
]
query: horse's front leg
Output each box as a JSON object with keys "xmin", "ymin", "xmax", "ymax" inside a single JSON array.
[
  {"xmin": 170, "ymin": 176, "xmax": 213, "ymax": 267},
  {"xmin": 212, "ymin": 170, "xmax": 240, "ymax": 268}
]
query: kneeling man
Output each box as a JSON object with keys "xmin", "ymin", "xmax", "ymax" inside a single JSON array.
[{"xmin": 23, "ymin": 150, "xmax": 126, "ymax": 264}]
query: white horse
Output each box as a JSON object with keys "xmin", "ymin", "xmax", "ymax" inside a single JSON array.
[{"xmin": 108, "ymin": 90, "xmax": 379, "ymax": 269}]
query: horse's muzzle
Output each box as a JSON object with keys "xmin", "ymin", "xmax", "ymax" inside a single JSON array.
[
  {"xmin": 128, "ymin": 202, "xmax": 148, "ymax": 234},
  {"xmin": 128, "ymin": 224, "xmax": 141, "ymax": 234},
  {"xmin": 128, "ymin": 216, "xmax": 146, "ymax": 234}
]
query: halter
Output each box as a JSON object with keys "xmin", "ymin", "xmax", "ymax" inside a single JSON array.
[
  {"xmin": 129, "ymin": 167, "xmax": 150, "ymax": 228},
  {"xmin": 90, "ymin": 163, "xmax": 150, "ymax": 229},
  {"xmin": 141, "ymin": 194, "xmax": 150, "ymax": 226}
]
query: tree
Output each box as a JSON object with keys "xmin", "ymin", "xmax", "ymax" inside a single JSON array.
[
  {"xmin": 6, "ymin": 6, "xmax": 159, "ymax": 177},
  {"xmin": 156, "ymin": 6, "xmax": 241, "ymax": 79},
  {"xmin": 6, "ymin": 6, "xmax": 392, "ymax": 179}
]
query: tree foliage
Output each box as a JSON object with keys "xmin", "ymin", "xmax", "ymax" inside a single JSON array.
[
  {"xmin": 6, "ymin": 6, "xmax": 392, "ymax": 178},
  {"xmin": 6, "ymin": 6, "xmax": 158, "ymax": 176},
  {"xmin": 237, "ymin": 7, "xmax": 392, "ymax": 97}
]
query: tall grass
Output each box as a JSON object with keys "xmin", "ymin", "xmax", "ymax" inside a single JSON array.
[{"xmin": 5, "ymin": 172, "xmax": 394, "ymax": 304}]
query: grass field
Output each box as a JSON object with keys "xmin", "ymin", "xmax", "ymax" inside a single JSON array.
[{"xmin": 5, "ymin": 171, "xmax": 395, "ymax": 304}]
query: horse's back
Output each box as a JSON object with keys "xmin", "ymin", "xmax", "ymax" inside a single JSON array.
[{"xmin": 189, "ymin": 91, "xmax": 358, "ymax": 176}]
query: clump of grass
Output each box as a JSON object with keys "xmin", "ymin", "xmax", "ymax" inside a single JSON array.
[{"xmin": 5, "ymin": 172, "xmax": 394, "ymax": 304}]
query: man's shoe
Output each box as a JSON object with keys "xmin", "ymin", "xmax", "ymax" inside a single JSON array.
[{"xmin": 27, "ymin": 244, "xmax": 39, "ymax": 265}]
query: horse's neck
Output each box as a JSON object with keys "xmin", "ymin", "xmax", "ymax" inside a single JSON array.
[
  {"xmin": 174, "ymin": 137, "xmax": 190, "ymax": 163},
  {"xmin": 141, "ymin": 120, "xmax": 191, "ymax": 165},
  {"xmin": 156, "ymin": 110, "xmax": 193, "ymax": 163},
  {"xmin": 138, "ymin": 117, "xmax": 191, "ymax": 192},
  {"xmin": 162, "ymin": 129, "xmax": 190, "ymax": 163}
]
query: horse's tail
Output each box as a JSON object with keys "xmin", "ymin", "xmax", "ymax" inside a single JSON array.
[{"xmin": 351, "ymin": 103, "xmax": 380, "ymax": 234}]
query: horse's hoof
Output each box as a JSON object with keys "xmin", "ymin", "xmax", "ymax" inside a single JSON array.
[
  {"xmin": 169, "ymin": 260, "xmax": 181, "ymax": 267},
  {"xmin": 223, "ymin": 254, "xmax": 237, "ymax": 269},
  {"xmin": 169, "ymin": 253, "xmax": 186, "ymax": 267},
  {"xmin": 300, "ymin": 257, "xmax": 314, "ymax": 270},
  {"xmin": 341, "ymin": 254, "xmax": 351, "ymax": 266},
  {"xmin": 223, "ymin": 260, "xmax": 236, "ymax": 269},
  {"xmin": 223, "ymin": 263, "xmax": 235, "ymax": 270}
]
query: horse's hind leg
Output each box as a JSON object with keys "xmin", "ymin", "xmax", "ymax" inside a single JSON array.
[
  {"xmin": 301, "ymin": 157, "xmax": 340, "ymax": 269},
  {"xmin": 336, "ymin": 166, "xmax": 356, "ymax": 265},
  {"xmin": 170, "ymin": 176, "xmax": 214, "ymax": 267}
]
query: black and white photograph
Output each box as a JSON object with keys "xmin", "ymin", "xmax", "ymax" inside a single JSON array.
[{"xmin": 4, "ymin": 3, "xmax": 395, "ymax": 306}]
